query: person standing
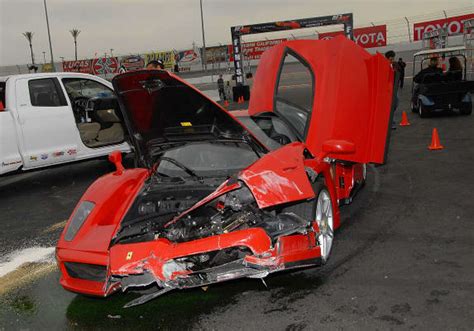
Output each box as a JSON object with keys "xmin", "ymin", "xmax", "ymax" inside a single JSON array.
[
  {"xmin": 397, "ymin": 58, "xmax": 406, "ymax": 89},
  {"xmin": 217, "ymin": 74, "xmax": 225, "ymax": 101},
  {"xmin": 385, "ymin": 50, "xmax": 400, "ymax": 130}
]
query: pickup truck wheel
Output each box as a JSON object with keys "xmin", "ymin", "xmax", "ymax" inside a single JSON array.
[
  {"xmin": 314, "ymin": 184, "xmax": 334, "ymax": 263},
  {"xmin": 459, "ymin": 102, "xmax": 472, "ymax": 115}
]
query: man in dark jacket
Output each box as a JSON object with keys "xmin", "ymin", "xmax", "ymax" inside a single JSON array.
[
  {"xmin": 217, "ymin": 74, "xmax": 225, "ymax": 101},
  {"xmin": 385, "ymin": 50, "xmax": 399, "ymax": 129},
  {"xmin": 414, "ymin": 57, "xmax": 443, "ymax": 83},
  {"xmin": 397, "ymin": 58, "xmax": 406, "ymax": 88}
]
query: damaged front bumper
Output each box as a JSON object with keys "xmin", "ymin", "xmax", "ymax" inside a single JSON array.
[{"xmin": 106, "ymin": 227, "xmax": 322, "ymax": 307}]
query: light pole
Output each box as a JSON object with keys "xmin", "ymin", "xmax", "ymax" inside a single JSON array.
[
  {"xmin": 199, "ymin": 0, "xmax": 207, "ymax": 72},
  {"xmin": 110, "ymin": 48, "xmax": 114, "ymax": 57},
  {"xmin": 43, "ymin": 51, "xmax": 46, "ymax": 64},
  {"xmin": 43, "ymin": 0, "xmax": 56, "ymax": 71}
]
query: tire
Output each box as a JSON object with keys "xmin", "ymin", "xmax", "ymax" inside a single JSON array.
[
  {"xmin": 314, "ymin": 184, "xmax": 334, "ymax": 263},
  {"xmin": 411, "ymin": 102, "xmax": 419, "ymax": 113},
  {"xmin": 281, "ymin": 181, "xmax": 335, "ymax": 263},
  {"xmin": 419, "ymin": 103, "xmax": 430, "ymax": 118},
  {"xmin": 459, "ymin": 102, "xmax": 472, "ymax": 116}
]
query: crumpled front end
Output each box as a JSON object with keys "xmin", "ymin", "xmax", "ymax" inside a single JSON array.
[{"xmin": 107, "ymin": 224, "xmax": 321, "ymax": 307}]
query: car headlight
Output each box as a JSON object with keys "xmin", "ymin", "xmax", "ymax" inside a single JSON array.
[{"xmin": 64, "ymin": 201, "xmax": 95, "ymax": 241}]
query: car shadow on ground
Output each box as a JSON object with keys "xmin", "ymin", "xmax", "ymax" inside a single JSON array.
[{"xmin": 65, "ymin": 270, "xmax": 325, "ymax": 330}]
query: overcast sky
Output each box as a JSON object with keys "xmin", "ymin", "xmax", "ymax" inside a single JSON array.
[{"xmin": 0, "ymin": 0, "xmax": 472, "ymax": 65}]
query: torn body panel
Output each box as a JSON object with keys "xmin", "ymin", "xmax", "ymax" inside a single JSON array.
[{"xmin": 107, "ymin": 223, "xmax": 320, "ymax": 307}]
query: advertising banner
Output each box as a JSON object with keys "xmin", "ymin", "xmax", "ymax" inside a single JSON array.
[
  {"xmin": 413, "ymin": 13, "xmax": 474, "ymax": 41},
  {"xmin": 62, "ymin": 60, "xmax": 92, "ymax": 74},
  {"xmin": 119, "ymin": 55, "xmax": 145, "ymax": 73},
  {"xmin": 319, "ymin": 25, "xmax": 387, "ymax": 48},
  {"xmin": 175, "ymin": 49, "xmax": 201, "ymax": 72},
  {"xmin": 41, "ymin": 63, "xmax": 54, "ymax": 73},
  {"xmin": 204, "ymin": 46, "xmax": 228, "ymax": 64},
  {"xmin": 233, "ymin": 14, "xmax": 353, "ymax": 35},
  {"xmin": 91, "ymin": 57, "xmax": 119, "ymax": 75},
  {"xmin": 145, "ymin": 51, "xmax": 175, "ymax": 70},
  {"xmin": 227, "ymin": 38, "xmax": 287, "ymax": 62}
]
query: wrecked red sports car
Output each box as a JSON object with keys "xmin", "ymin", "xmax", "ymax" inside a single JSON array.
[{"xmin": 56, "ymin": 36, "xmax": 396, "ymax": 307}]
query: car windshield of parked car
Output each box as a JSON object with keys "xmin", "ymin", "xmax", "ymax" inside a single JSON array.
[{"xmin": 155, "ymin": 141, "xmax": 258, "ymax": 178}]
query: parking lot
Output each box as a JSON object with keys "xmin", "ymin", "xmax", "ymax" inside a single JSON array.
[{"xmin": 1, "ymin": 82, "xmax": 473, "ymax": 330}]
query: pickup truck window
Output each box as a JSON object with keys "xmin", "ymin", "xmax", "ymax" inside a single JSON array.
[
  {"xmin": 28, "ymin": 78, "xmax": 67, "ymax": 107},
  {"xmin": 62, "ymin": 78, "xmax": 113, "ymax": 100}
]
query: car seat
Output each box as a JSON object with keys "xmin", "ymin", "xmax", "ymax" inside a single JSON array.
[
  {"xmin": 77, "ymin": 122, "xmax": 101, "ymax": 145},
  {"xmin": 93, "ymin": 108, "xmax": 124, "ymax": 146}
]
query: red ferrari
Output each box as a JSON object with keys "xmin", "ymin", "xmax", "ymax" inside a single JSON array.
[{"xmin": 56, "ymin": 36, "xmax": 396, "ymax": 307}]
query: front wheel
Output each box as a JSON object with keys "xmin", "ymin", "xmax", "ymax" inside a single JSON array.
[{"xmin": 314, "ymin": 185, "xmax": 334, "ymax": 263}]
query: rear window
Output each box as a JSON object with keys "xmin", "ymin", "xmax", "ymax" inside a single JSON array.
[{"xmin": 28, "ymin": 78, "xmax": 67, "ymax": 107}]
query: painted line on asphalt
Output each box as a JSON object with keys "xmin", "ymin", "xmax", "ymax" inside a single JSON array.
[
  {"xmin": 0, "ymin": 246, "xmax": 55, "ymax": 278},
  {"xmin": 42, "ymin": 220, "xmax": 68, "ymax": 234},
  {"xmin": 0, "ymin": 262, "xmax": 57, "ymax": 296},
  {"xmin": 0, "ymin": 171, "xmax": 42, "ymax": 189}
]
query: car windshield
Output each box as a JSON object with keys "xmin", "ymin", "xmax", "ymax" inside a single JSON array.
[{"xmin": 155, "ymin": 141, "xmax": 258, "ymax": 178}]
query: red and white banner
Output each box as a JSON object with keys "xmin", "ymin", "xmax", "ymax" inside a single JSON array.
[
  {"xmin": 319, "ymin": 25, "xmax": 387, "ymax": 48},
  {"xmin": 62, "ymin": 60, "xmax": 92, "ymax": 74},
  {"xmin": 413, "ymin": 13, "xmax": 474, "ymax": 41},
  {"xmin": 91, "ymin": 57, "xmax": 119, "ymax": 75}
]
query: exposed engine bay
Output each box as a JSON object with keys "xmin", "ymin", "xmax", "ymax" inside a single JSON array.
[{"xmin": 113, "ymin": 177, "xmax": 312, "ymax": 246}]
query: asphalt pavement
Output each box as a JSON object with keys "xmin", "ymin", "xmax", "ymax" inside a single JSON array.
[{"xmin": 1, "ymin": 79, "xmax": 473, "ymax": 330}]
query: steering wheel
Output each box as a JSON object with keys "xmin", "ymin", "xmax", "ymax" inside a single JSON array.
[
  {"xmin": 72, "ymin": 96, "xmax": 90, "ymax": 122},
  {"xmin": 271, "ymin": 134, "xmax": 291, "ymax": 145},
  {"xmin": 73, "ymin": 96, "xmax": 90, "ymax": 112}
]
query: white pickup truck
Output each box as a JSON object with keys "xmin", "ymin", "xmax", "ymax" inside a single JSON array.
[{"xmin": 0, "ymin": 72, "xmax": 131, "ymax": 175}]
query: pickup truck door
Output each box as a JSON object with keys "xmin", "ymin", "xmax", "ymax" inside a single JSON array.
[
  {"xmin": 14, "ymin": 77, "xmax": 79, "ymax": 168},
  {"xmin": 0, "ymin": 81, "xmax": 23, "ymax": 174}
]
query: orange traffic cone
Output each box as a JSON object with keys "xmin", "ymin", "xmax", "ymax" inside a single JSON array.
[
  {"xmin": 428, "ymin": 128, "xmax": 444, "ymax": 150},
  {"xmin": 224, "ymin": 100, "xmax": 229, "ymax": 108},
  {"xmin": 399, "ymin": 111, "xmax": 410, "ymax": 126}
]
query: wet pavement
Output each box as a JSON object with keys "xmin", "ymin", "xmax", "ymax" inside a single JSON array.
[{"xmin": 1, "ymin": 84, "xmax": 474, "ymax": 330}]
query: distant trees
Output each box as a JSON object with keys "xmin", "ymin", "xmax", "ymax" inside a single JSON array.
[
  {"xmin": 70, "ymin": 28, "xmax": 81, "ymax": 61},
  {"xmin": 22, "ymin": 31, "xmax": 38, "ymax": 72}
]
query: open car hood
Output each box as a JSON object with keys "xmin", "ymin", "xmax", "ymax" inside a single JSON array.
[{"xmin": 112, "ymin": 70, "xmax": 253, "ymax": 167}]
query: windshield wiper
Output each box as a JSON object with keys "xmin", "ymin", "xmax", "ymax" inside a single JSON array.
[{"xmin": 157, "ymin": 156, "xmax": 202, "ymax": 180}]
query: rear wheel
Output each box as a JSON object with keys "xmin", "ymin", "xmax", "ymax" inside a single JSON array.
[
  {"xmin": 459, "ymin": 102, "xmax": 472, "ymax": 115},
  {"xmin": 314, "ymin": 185, "xmax": 334, "ymax": 263},
  {"xmin": 419, "ymin": 103, "xmax": 430, "ymax": 118}
]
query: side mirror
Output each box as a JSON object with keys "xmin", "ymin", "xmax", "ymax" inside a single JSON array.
[
  {"xmin": 108, "ymin": 150, "xmax": 124, "ymax": 175},
  {"xmin": 322, "ymin": 140, "xmax": 356, "ymax": 156}
]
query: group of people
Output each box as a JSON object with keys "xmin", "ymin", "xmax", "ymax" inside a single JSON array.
[
  {"xmin": 413, "ymin": 56, "xmax": 463, "ymax": 83},
  {"xmin": 385, "ymin": 50, "xmax": 464, "ymax": 89}
]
